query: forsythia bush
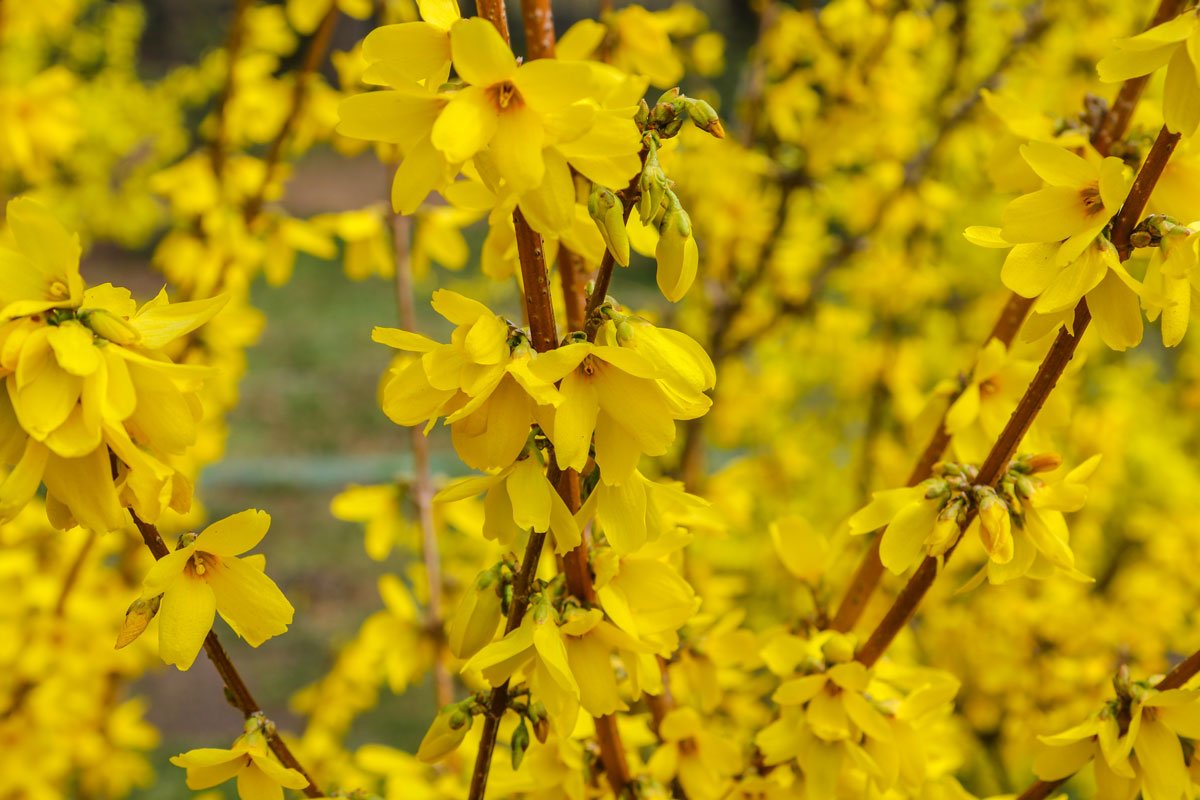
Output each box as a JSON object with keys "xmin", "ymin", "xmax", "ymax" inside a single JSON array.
[{"xmin": 4, "ymin": 0, "xmax": 1200, "ymax": 799}]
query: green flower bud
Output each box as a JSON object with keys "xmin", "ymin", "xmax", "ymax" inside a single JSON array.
[
  {"xmin": 685, "ymin": 98, "xmax": 725, "ymax": 139},
  {"xmin": 511, "ymin": 718, "xmax": 530, "ymax": 770}
]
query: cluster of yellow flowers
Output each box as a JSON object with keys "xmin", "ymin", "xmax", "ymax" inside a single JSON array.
[{"xmin": 7, "ymin": 0, "xmax": 1200, "ymax": 799}]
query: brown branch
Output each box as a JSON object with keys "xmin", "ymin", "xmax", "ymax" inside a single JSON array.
[
  {"xmin": 131, "ymin": 513, "xmax": 323, "ymax": 797},
  {"xmin": 243, "ymin": 7, "xmax": 340, "ymax": 224},
  {"xmin": 854, "ymin": 88, "xmax": 1183, "ymax": 667},
  {"xmin": 468, "ymin": 1, "xmax": 631, "ymax": 795},
  {"xmin": 210, "ymin": 0, "xmax": 253, "ymax": 180},
  {"xmin": 559, "ymin": 246, "xmax": 589, "ymax": 332}
]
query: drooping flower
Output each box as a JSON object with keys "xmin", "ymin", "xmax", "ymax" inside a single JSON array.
[{"xmin": 170, "ymin": 717, "xmax": 309, "ymax": 800}]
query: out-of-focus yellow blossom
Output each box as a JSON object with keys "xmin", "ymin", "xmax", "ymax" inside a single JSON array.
[
  {"xmin": 647, "ymin": 706, "xmax": 742, "ymax": 800},
  {"xmin": 140, "ymin": 509, "xmax": 293, "ymax": 670},
  {"xmin": 170, "ymin": 717, "xmax": 309, "ymax": 800}
]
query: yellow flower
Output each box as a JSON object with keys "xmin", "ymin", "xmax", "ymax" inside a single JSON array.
[
  {"xmin": 964, "ymin": 454, "xmax": 1099, "ymax": 586},
  {"xmin": 1143, "ymin": 221, "xmax": 1200, "ymax": 346},
  {"xmin": 373, "ymin": 289, "xmax": 562, "ymax": 470},
  {"xmin": 141, "ymin": 509, "xmax": 294, "ymax": 670},
  {"xmin": 593, "ymin": 548, "xmax": 699, "ymax": 653},
  {"xmin": 463, "ymin": 597, "xmax": 581, "ymax": 733},
  {"xmin": 530, "ymin": 322, "xmax": 712, "ymax": 484},
  {"xmin": 647, "ymin": 707, "xmax": 742, "ymax": 800},
  {"xmin": 434, "ymin": 453, "xmax": 582, "ymax": 553},
  {"xmin": 170, "ymin": 719, "xmax": 309, "ymax": 800},
  {"xmin": 849, "ymin": 481, "xmax": 958, "ymax": 574},
  {"xmin": 446, "ymin": 567, "xmax": 504, "ymax": 660},
  {"xmin": 1035, "ymin": 684, "xmax": 1200, "ymax": 799},
  {"xmin": 0, "ymin": 198, "xmax": 84, "ymax": 319},
  {"xmin": 1098, "ymin": 9, "xmax": 1200, "ymax": 136}
]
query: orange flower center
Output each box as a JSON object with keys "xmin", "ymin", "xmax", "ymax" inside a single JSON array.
[
  {"xmin": 186, "ymin": 551, "xmax": 219, "ymax": 578},
  {"xmin": 1080, "ymin": 183, "xmax": 1103, "ymax": 215},
  {"xmin": 487, "ymin": 80, "xmax": 523, "ymax": 112}
]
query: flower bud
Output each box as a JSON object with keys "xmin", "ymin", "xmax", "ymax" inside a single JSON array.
[
  {"xmin": 655, "ymin": 193, "xmax": 698, "ymax": 302},
  {"xmin": 417, "ymin": 704, "xmax": 473, "ymax": 763},
  {"xmin": 821, "ymin": 632, "xmax": 856, "ymax": 664},
  {"xmin": 115, "ymin": 594, "xmax": 161, "ymax": 649},
  {"xmin": 82, "ymin": 308, "xmax": 140, "ymax": 345},
  {"xmin": 588, "ymin": 186, "xmax": 630, "ymax": 266},
  {"xmin": 529, "ymin": 701, "xmax": 550, "ymax": 743},
  {"xmin": 924, "ymin": 510, "xmax": 961, "ymax": 558},
  {"xmin": 638, "ymin": 145, "xmax": 670, "ymax": 225},
  {"xmin": 978, "ymin": 494, "xmax": 1013, "ymax": 564},
  {"xmin": 685, "ymin": 98, "xmax": 725, "ymax": 139},
  {"xmin": 510, "ymin": 718, "xmax": 530, "ymax": 769},
  {"xmin": 447, "ymin": 568, "xmax": 503, "ymax": 659}
]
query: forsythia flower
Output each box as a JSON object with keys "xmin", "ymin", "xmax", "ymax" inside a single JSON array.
[
  {"xmin": 337, "ymin": 7, "xmax": 643, "ymax": 230},
  {"xmin": 373, "ymin": 289, "xmax": 561, "ymax": 471},
  {"xmin": 1142, "ymin": 220, "xmax": 1200, "ymax": 346},
  {"xmin": 1034, "ymin": 680, "xmax": 1200, "ymax": 800},
  {"xmin": 434, "ymin": 449, "xmax": 582, "ymax": 553},
  {"xmin": 141, "ymin": 509, "xmax": 294, "ymax": 670},
  {"xmin": 963, "ymin": 454, "xmax": 1099, "ymax": 586},
  {"xmin": 966, "ymin": 141, "xmax": 1143, "ymax": 349},
  {"xmin": 463, "ymin": 596, "xmax": 581, "ymax": 733},
  {"xmin": 170, "ymin": 718, "xmax": 309, "ymax": 800},
  {"xmin": 529, "ymin": 317, "xmax": 713, "ymax": 484},
  {"xmin": 1098, "ymin": 9, "xmax": 1200, "ymax": 136}
]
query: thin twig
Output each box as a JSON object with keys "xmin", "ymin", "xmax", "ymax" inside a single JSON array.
[
  {"xmin": 243, "ymin": 7, "xmax": 340, "ymax": 224},
  {"xmin": 210, "ymin": 0, "xmax": 253, "ymax": 180},
  {"xmin": 389, "ymin": 210, "xmax": 454, "ymax": 709},
  {"xmin": 130, "ymin": 513, "xmax": 323, "ymax": 797}
]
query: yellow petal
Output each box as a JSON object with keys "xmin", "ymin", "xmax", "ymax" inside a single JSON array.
[
  {"xmin": 431, "ymin": 85, "xmax": 498, "ymax": 163},
  {"xmin": 197, "ymin": 509, "xmax": 271, "ymax": 557},
  {"xmin": 1001, "ymin": 242, "xmax": 1061, "ymax": 298},
  {"xmin": 507, "ymin": 458, "xmax": 552, "ymax": 531},
  {"xmin": 131, "ymin": 292, "xmax": 228, "ymax": 351},
  {"xmin": 1088, "ymin": 270, "xmax": 1144, "ymax": 351},
  {"xmin": 46, "ymin": 321, "xmax": 100, "ymax": 376},
  {"xmin": 1019, "ymin": 141, "xmax": 1095, "ymax": 187},
  {"xmin": 158, "ymin": 574, "xmax": 216, "ymax": 670},
  {"xmin": 449, "ymin": 18, "xmax": 517, "ymax": 86},
  {"xmin": 1002, "ymin": 186, "xmax": 1093, "ymax": 243},
  {"xmin": 209, "ymin": 555, "xmax": 294, "ymax": 647},
  {"xmin": 1163, "ymin": 44, "xmax": 1200, "ymax": 135},
  {"xmin": 492, "ymin": 107, "xmax": 546, "ymax": 192},
  {"xmin": 879, "ymin": 500, "xmax": 939, "ymax": 574}
]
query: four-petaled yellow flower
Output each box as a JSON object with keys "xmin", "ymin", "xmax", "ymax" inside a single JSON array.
[
  {"xmin": 142, "ymin": 509, "xmax": 294, "ymax": 670},
  {"xmin": 170, "ymin": 719, "xmax": 309, "ymax": 800},
  {"xmin": 1098, "ymin": 9, "xmax": 1200, "ymax": 136}
]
